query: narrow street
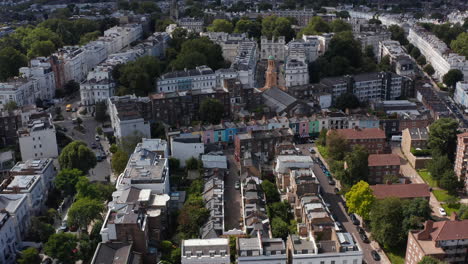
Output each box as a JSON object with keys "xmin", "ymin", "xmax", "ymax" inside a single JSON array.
[
  {"xmin": 297, "ymin": 144, "xmax": 389, "ymax": 264},
  {"xmin": 224, "ymin": 151, "xmax": 242, "ymax": 231}
]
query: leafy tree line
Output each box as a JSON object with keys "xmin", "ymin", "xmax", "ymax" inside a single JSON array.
[{"xmin": 0, "ymin": 17, "xmax": 118, "ymax": 81}]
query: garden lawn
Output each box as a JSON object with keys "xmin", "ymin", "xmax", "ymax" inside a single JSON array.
[
  {"xmin": 417, "ymin": 169, "xmax": 438, "ymax": 187},
  {"xmin": 432, "ymin": 189, "xmax": 453, "ymax": 202},
  {"xmin": 442, "ymin": 203, "xmax": 461, "ymax": 216},
  {"xmin": 317, "ymin": 145, "xmax": 329, "ymax": 159},
  {"xmin": 384, "ymin": 246, "xmax": 405, "ymax": 264}
]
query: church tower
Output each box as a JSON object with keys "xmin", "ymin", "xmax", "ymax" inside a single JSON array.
[{"xmin": 262, "ymin": 55, "xmax": 278, "ymax": 91}]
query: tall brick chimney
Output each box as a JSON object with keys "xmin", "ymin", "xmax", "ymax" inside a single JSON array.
[{"xmin": 417, "ymin": 220, "xmax": 433, "ymax": 240}]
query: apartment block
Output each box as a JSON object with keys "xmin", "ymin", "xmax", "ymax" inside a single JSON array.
[
  {"xmin": 156, "ymin": 66, "xmax": 217, "ymax": 93},
  {"xmin": 405, "ymin": 219, "xmax": 468, "ymax": 264},
  {"xmin": 274, "ymin": 156, "xmax": 314, "ymax": 190},
  {"xmin": 17, "ymin": 113, "xmax": 58, "ymax": 161},
  {"xmin": 260, "ymin": 36, "xmax": 286, "ymax": 61},
  {"xmin": 284, "ymin": 59, "xmax": 309, "ymax": 87},
  {"xmin": 181, "ymin": 238, "xmax": 230, "ymax": 264},
  {"xmin": 0, "ymin": 110, "xmax": 21, "ymax": 148},
  {"xmin": 454, "ymin": 81, "xmax": 468, "ymax": 108},
  {"xmin": 0, "ymin": 78, "xmax": 40, "ymax": 109},
  {"xmin": 19, "ymin": 57, "xmax": 56, "ymax": 100},
  {"xmin": 368, "ymin": 154, "xmax": 401, "ymax": 184},
  {"xmin": 0, "ymin": 174, "xmax": 47, "ymax": 215},
  {"xmin": 332, "ymin": 127, "xmax": 388, "ymax": 154},
  {"xmin": 237, "ymin": 235, "xmax": 287, "ymax": 264},
  {"xmin": 170, "ymin": 134, "xmax": 204, "ymax": 167},
  {"xmin": 454, "ymin": 132, "xmax": 468, "ymax": 193},
  {"xmin": 234, "ymin": 128, "xmax": 294, "ymax": 161},
  {"xmin": 231, "ymin": 41, "xmax": 258, "ymax": 88},
  {"xmin": 80, "ymin": 65, "xmax": 115, "ymax": 111},
  {"xmin": 108, "ymin": 95, "xmax": 151, "ymax": 139},
  {"xmin": 401, "ymin": 127, "xmax": 432, "ymax": 169},
  {"xmin": 204, "ymin": 32, "xmax": 250, "ymax": 62},
  {"xmin": 408, "ymin": 25, "xmax": 468, "ymax": 80},
  {"xmin": 378, "ymin": 40, "xmax": 415, "ymax": 76},
  {"xmin": 0, "ymin": 212, "xmax": 18, "ymax": 264},
  {"xmin": 177, "ymin": 18, "xmax": 204, "ymax": 33},
  {"xmin": 0, "ymin": 193, "xmax": 30, "ymax": 240}
]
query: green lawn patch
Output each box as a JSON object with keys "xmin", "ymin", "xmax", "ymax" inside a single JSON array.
[
  {"xmin": 317, "ymin": 145, "xmax": 329, "ymax": 159},
  {"xmin": 384, "ymin": 246, "xmax": 405, "ymax": 264},
  {"xmin": 442, "ymin": 203, "xmax": 461, "ymax": 216},
  {"xmin": 432, "ymin": 189, "xmax": 453, "ymax": 202},
  {"xmin": 417, "ymin": 169, "xmax": 438, "ymax": 187}
]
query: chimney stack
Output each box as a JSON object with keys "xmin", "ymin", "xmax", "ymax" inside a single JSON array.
[
  {"xmin": 450, "ymin": 212, "xmax": 458, "ymax": 221},
  {"xmin": 417, "ymin": 220, "xmax": 433, "ymax": 240}
]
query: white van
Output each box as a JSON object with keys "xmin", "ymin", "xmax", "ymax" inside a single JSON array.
[{"xmin": 391, "ymin": 135, "xmax": 403, "ymax": 142}]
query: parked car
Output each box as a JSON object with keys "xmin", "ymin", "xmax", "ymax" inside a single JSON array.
[
  {"xmin": 357, "ymin": 226, "xmax": 365, "ymax": 235},
  {"xmin": 335, "ymin": 221, "xmax": 343, "ymax": 231},
  {"xmin": 235, "ymin": 180, "xmax": 240, "ymax": 190},
  {"xmin": 334, "ymin": 187, "xmax": 340, "ymax": 194},
  {"xmin": 371, "ymin": 250, "xmax": 381, "ymax": 261},
  {"xmin": 360, "ymin": 233, "xmax": 369, "ymax": 243},
  {"xmin": 58, "ymin": 222, "xmax": 68, "ymax": 233},
  {"xmin": 350, "ymin": 214, "xmax": 360, "ymax": 225},
  {"xmin": 42, "ymin": 258, "xmax": 53, "ymax": 264},
  {"xmin": 328, "ymin": 178, "xmax": 336, "ymax": 185},
  {"xmin": 95, "ymin": 135, "xmax": 100, "ymax": 141},
  {"xmin": 439, "ymin": 207, "xmax": 447, "ymax": 216},
  {"xmin": 91, "ymin": 142, "xmax": 97, "ymax": 149}
]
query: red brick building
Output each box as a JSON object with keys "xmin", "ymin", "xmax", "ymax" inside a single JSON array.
[
  {"xmin": 370, "ymin": 183, "xmax": 430, "ymax": 200},
  {"xmin": 331, "ymin": 128, "xmax": 388, "ymax": 154},
  {"xmin": 405, "ymin": 218, "xmax": 468, "ymax": 264},
  {"xmin": 368, "ymin": 154, "xmax": 401, "ymax": 184},
  {"xmin": 454, "ymin": 132, "xmax": 468, "ymax": 194}
]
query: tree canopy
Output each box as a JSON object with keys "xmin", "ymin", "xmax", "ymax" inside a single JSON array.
[
  {"xmin": 67, "ymin": 197, "xmax": 105, "ymax": 229},
  {"xmin": 111, "ymin": 149, "xmax": 129, "ymax": 175},
  {"xmin": 234, "ymin": 18, "xmax": 262, "ymax": 39},
  {"xmin": 18, "ymin": 247, "xmax": 41, "ymax": 264},
  {"xmin": 451, "ymin": 32, "xmax": 468, "ymax": 57},
  {"xmin": 424, "ymin": 64, "xmax": 435, "ymax": 75},
  {"xmin": 428, "ymin": 118, "xmax": 459, "ymax": 160},
  {"xmin": 326, "ymin": 130, "xmax": 349, "ymax": 160},
  {"xmin": 44, "ymin": 233, "xmax": 79, "ymax": 263},
  {"xmin": 299, "ymin": 16, "xmax": 331, "ymax": 37},
  {"xmin": 345, "ymin": 181, "xmax": 375, "ymax": 220},
  {"xmin": 370, "ymin": 197, "xmax": 405, "ymax": 248},
  {"xmin": 208, "ymin": 19, "xmax": 233, "ymax": 33},
  {"xmin": 418, "ymin": 256, "xmax": 447, "ymax": 264},
  {"xmin": 334, "ymin": 93, "xmax": 360, "ymax": 111},
  {"xmin": 0, "ymin": 47, "xmax": 28, "ymax": 81},
  {"xmin": 343, "ymin": 145, "xmax": 369, "ymax": 185},
  {"xmin": 54, "ymin": 168, "xmax": 85, "ymax": 197},
  {"xmin": 200, "ymin": 98, "xmax": 224, "ymax": 124},
  {"xmin": 261, "ymin": 179, "xmax": 280, "ymax": 203},
  {"xmin": 442, "ymin": 69, "xmax": 464, "ymax": 89},
  {"xmin": 170, "ymin": 37, "xmax": 226, "ymax": 71},
  {"xmin": 389, "ymin": 25, "xmax": 408, "ymax": 45},
  {"xmin": 261, "ymin": 16, "xmax": 295, "ymax": 42},
  {"xmin": 115, "ymin": 56, "xmax": 161, "ymax": 96},
  {"xmin": 58, "ymin": 141, "xmax": 97, "ymax": 173}
]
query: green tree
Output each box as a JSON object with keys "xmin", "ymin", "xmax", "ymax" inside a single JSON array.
[
  {"xmin": 410, "ymin": 47, "xmax": 421, "ymax": 58},
  {"xmin": 336, "ymin": 11, "xmax": 350, "ymax": 18},
  {"xmin": 258, "ymin": 2, "xmax": 272, "ymax": 11},
  {"xmin": 177, "ymin": 196, "xmax": 210, "ymax": 238},
  {"xmin": 451, "ymin": 32, "xmax": 468, "ymax": 57},
  {"xmin": 428, "ymin": 118, "xmax": 459, "ymax": 160},
  {"xmin": 343, "ymin": 145, "xmax": 369, "ymax": 185},
  {"xmin": 234, "ymin": 18, "xmax": 262, "ymax": 39},
  {"xmin": 186, "ymin": 157, "xmax": 199, "ymax": 170},
  {"xmin": 378, "ymin": 55, "xmax": 391, "ymax": 72},
  {"xmin": 111, "ymin": 150, "xmax": 129, "ymax": 175},
  {"xmin": 27, "ymin": 40, "xmax": 55, "ymax": 58},
  {"xmin": 96, "ymin": 127, "xmax": 103, "ymax": 135},
  {"xmin": 370, "ymin": 197, "xmax": 405, "ymax": 248},
  {"xmin": 345, "ymin": 181, "xmax": 375, "ymax": 220},
  {"xmin": 79, "ymin": 30, "xmax": 101, "ymax": 45},
  {"xmin": 402, "ymin": 198, "xmax": 432, "ymax": 233},
  {"xmin": 22, "ymin": 27, "xmax": 62, "ymax": 54},
  {"xmin": 424, "ymin": 64, "xmax": 435, "ymax": 75},
  {"xmin": 271, "ymin": 217, "xmax": 289, "ymax": 240},
  {"xmin": 417, "ymin": 55, "xmax": 427, "ymax": 66},
  {"xmin": 267, "ymin": 201, "xmax": 291, "ymax": 220},
  {"xmin": 325, "ymin": 31, "xmax": 363, "ymax": 69},
  {"xmin": 442, "ymin": 69, "xmax": 464, "ymax": 89},
  {"xmin": 418, "ymin": 256, "xmax": 446, "ymax": 264},
  {"xmin": 169, "ymin": 157, "xmax": 180, "ymax": 170},
  {"xmin": 389, "ymin": 25, "xmax": 408, "ymax": 45},
  {"xmin": 58, "ymin": 141, "xmax": 97, "ymax": 173},
  {"xmin": 326, "ymin": 130, "xmax": 349, "ymax": 160},
  {"xmin": 439, "ymin": 170, "xmax": 461, "ymax": 195},
  {"xmin": 75, "ymin": 176, "xmax": 114, "ymax": 202},
  {"xmin": 334, "ymin": 93, "xmax": 360, "ymax": 111},
  {"xmin": 208, "ymin": 19, "xmax": 233, "ymax": 33},
  {"xmin": 109, "ymin": 144, "xmax": 118, "ymax": 154},
  {"xmin": 299, "ymin": 16, "xmax": 330, "ymax": 37},
  {"xmin": 67, "ymin": 197, "xmax": 105, "ymax": 229},
  {"xmin": 18, "ymin": 247, "xmax": 41, "ymax": 264},
  {"xmin": 169, "ymin": 37, "xmax": 225, "ymax": 71},
  {"xmin": 44, "ymin": 233, "xmax": 79, "ymax": 263},
  {"xmin": 170, "ymin": 51, "xmax": 207, "ymax": 70},
  {"xmin": 261, "ymin": 179, "xmax": 280, "ymax": 203},
  {"xmin": 427, "ymin": 155, "xmax": 452, "ymax": 183},
  {"xmin": 200, "ymin": 98, "xmax": 224, "ymax": 124},
  {"xmin": 64, "ymin": 80, "xmax": 80, "ymax": 94},
  {"xmin": 3, "ymin": 101, "xmax": 18, "ymax": 112},
  {"xmin": 317, "ymin": 128, "xmax": 327, "ymax": 146},
  {"xmin": 458, "ymin": 204, "xmax": 468, "ymax": 219},
  {"xmin": 94, "ymin": 101, "xmax": 107, "ymax": 122},
  {"xmin": 117, "ymin": 56, "xmax": 161, "ymax": 96},
  {"xmin": 54, "ymin": 168, "xmax": 85, "ymax": 196},
  {"xmin": 28, "ymin": 217, "xmax": 55, "ymax": 243},
  {"xmin": 330, "ymin": 19, "xmax": 352, "ymax": 33},
  {"xmin": 0, "ymin": 47, "xmax": 28, "ymax": 81}
]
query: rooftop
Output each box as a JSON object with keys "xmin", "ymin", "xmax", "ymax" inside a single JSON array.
[
  {"xmin": 368, "ymin": 154, "xmax": 401, "ymax": 167},
  {"xmin": 91, "ymin": 242, "xmax": 141, "ymax": 264},
  {"xmin": 159, "ymin": 65, "xmax": 214, "ymax": 80},
  {"xmin": 370, "ymin": 183, "xmax": 430, "ymax": 199},
  {"xmin": 334, "ymin": 128, "xmax": 386, "ymax": 140}
]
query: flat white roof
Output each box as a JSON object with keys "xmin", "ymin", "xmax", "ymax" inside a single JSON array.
[{"xmin": 183, "ymin": 238, "xmax": 228, "ymax": 246}]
